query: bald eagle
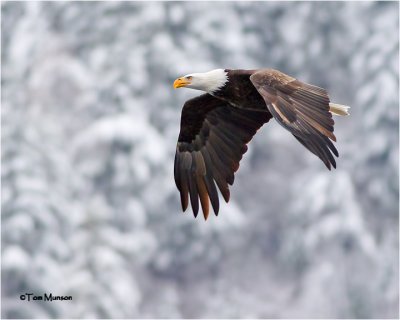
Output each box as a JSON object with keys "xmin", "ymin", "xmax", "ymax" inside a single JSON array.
[{"xmin": 173, "ymin": 69, "xmax": 349, "ymax": 219}]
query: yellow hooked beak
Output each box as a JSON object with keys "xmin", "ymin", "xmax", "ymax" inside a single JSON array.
[{"xmin": 173, "ymin": 77, "xmax": 191, "ymax": 89}]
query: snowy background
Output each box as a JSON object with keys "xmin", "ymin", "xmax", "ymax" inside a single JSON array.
[{"xmin": 1, "ymin": 1, "xmax": 399, "ymax": 319}]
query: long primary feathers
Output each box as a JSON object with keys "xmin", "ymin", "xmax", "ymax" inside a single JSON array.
[{"xmin": 174, "ymin": 94, "xmax": 271, "ymax": 219}]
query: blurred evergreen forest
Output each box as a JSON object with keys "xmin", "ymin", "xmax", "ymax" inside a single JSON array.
[{"xmin": 1, "ymin": 1, "xmax": 398, "ymax": 318}]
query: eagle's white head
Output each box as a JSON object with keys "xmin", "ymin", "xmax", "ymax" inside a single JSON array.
[{"xmin": 173, "ymin": 69, "xmax": 228, "ymax": 94}]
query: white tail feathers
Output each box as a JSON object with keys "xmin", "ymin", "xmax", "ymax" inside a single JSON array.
[{"xmin": 329, "ymin": 103, "xmax": 350, "ymax": 116}]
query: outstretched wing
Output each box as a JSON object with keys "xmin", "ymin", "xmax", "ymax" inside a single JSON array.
[
  {"xmin": 175, "ymin": 93, "xmax": 271, "ymax": 219},
  {"xmin": 250, "ymin": 69, "xmax": 338, "ymax": 170}
]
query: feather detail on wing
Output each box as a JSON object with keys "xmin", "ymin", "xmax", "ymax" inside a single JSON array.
[
  {"xmin": 174, "ymin": 94, "xmax": 271, "ymax": 219},
  {"xmin": 250, "ymin": 69, "xmax": 339, "ymax": 170}
]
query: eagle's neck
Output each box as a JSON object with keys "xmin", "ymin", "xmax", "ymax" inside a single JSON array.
[{"xmin": 212, "ymin": 69, "xmax": 267, "ymax": 110}]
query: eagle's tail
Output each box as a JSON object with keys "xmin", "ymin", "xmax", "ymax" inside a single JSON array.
[{"xmin": 329, "ymin": 103, "xmax": 350, "ymax": 116}]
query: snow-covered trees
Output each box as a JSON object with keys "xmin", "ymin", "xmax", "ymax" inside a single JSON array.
[{"xmin": 2, "ymin": 2, "xmax": 398, "ymax": 318}]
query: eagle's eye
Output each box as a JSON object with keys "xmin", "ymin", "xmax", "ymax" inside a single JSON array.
[{"xmin": 186, "ymin": 76, "xmax": 192, "ymax": 80}]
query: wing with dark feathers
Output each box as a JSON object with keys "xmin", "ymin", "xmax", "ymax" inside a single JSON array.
[
  {"xmin": 250, "ymin": 69, "xmax": 338, "ymax": 170},
  {"xmin": 174, "ymin": 93, "xmax": 271, "ymax": 219}
]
